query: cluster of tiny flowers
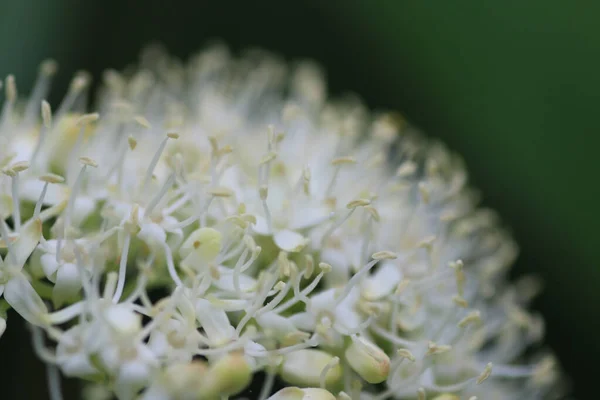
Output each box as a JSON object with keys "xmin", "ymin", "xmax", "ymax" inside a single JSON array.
[{"xmin": 0, "ymin": 44, "xmax": 561, "ymax": 400}]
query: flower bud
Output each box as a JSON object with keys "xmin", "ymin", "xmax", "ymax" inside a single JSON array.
[
  {"xmin": 344, "ymin": 336, "xmax": 390, "ymax": 384},
  {"xmin": 180, "ymin": 227, "xmax": 222, "ymax": 265},
  {"xmin": 160, "ymin": 361, "xmax": 208, "ymax": 398},
  {"xmin": 200, "ymin": 352, "xmax": 252, "ymax": 399},
  {"xmin": 267, "ymin": 387, "xmax": 336, "ymax": 400},
  {"xmin": 280, "ymin": 349, "xmax": 342, "ymax": 388}
]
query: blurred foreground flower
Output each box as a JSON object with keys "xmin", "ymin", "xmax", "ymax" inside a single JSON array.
[{"xmin": 0, "ymin": 44, "xmax": 562, "ymax": 399}]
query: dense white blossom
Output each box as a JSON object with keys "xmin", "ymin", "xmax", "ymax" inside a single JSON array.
[{"xmin": 0, "ymin": 44, "xmax": 562, "ymax": 400}]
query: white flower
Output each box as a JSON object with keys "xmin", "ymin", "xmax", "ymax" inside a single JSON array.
[{"xmin": 0, "ymin": 44, "xmax": 562, "ymax": 400}]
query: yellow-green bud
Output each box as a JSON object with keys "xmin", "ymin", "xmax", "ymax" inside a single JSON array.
[
  {"xmin": 267, "ymin": 387, "xmax": 336, "ymax": 400},
  {"xmin": 344, "ymin": 336, "xmax": 390, "ymax": 384},
  {"xmin": 200, "ymin": 352, "xmax": 252, "ymax": 399},
  {"xmin": 162, "ymin": 361, "xmax": 208, "ymax": 398},
  {"xmin": 179, "ymin": 227, "xmax": 222, "ymax": 265},
  {"xmin": 280, "ymin": 349, "xmax": 342, "ymax": 389}
]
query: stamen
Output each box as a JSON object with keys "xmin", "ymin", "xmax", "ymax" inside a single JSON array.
[
  {"xmin": 30, "ymin": 101, "xmax": 53, "ymax": 166},
  {"xmin": 46, "ymin": 362, "xmax": 63, "ymax": 400},
  {"xmin": 0, "ymin": 75, "xmax": 17, "ymax": 129},
  {"xmin": 370, "ymin": 323, "xmax": 420, "ymax": 348},
  {"xmin": 2, "ymin": 161, "xmax": 29, "ymax": 231},
  {"xmin": 325, "ymin": 157, "xmax": 354, "ymax": 196},
  {"xmin": 272, "ymin": 263, "xmax": 329, "ymax": 314},
  {"xmin": 144, "ymin": 173, "xmax": 175, "ymax": 217},
  {"xmin": 232, "ymin": 247, "xmax": 250, "ymax": 293},
  {"xmin": 263, "ymin": 280, "xmax": 294, "ymax": 316},
  {"xmin": 35, "ymin": 174, "xmax": 64, "ymax": 218},
  {"xmin": 25, "ymin": 59, "xmax": 58, "ymax": 124},
  {"xmin": 67, "ymin": 113, "xmax": 99, "ymax": 183},
  {"xmin": 64, "ymin": 158, "xmax": 97, "ymax": 236},
  {"xmin": 334, "ymin": 252, "xmax": 392, "ymax": 307},
  {"xmin": 102, "ymin": 271, "xmax": 118, "ymax": 300},
  {"xmin": 236, "ymin": 272, "xmax": 278, "ymax": 335},
  {"xmin": 55, "ymin": 72, "xmax": 90, "ymax": 120},
  {"xmin": 476, "ymin": 362, "xmax": 493, "ymax": 384},
  {"xmin": 259, "ymin": 185, "xmax": 272, "ymax": 233},
  {"xmin": 112, "ymin": 232, "xmax": 131, "ymax": 303},
  {"xmin": 163, "ymin": 241, "xmax": 184, "ymax": 287},
  {"xmin": 30, "ymin": 326, "xmax": 58, "ymax": 364},
  {"xmin": 258, "ymin": 370, "xmax": 276, "ymax": 400},
  {"xmin": 140, "ymin": 133, "xmax": 178, "ymax": 195},
  {"xmin": 425, "ymin": 341, "xmax": 452, "ymax": 356},
  {"xmin": 47, "ymin": 301, "xmax": 85, "ymax": 324}
]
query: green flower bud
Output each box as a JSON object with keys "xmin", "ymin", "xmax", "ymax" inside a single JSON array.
[
  {"xmin": 267, "ymin": 387, "xmax": 336, "ymax": 400},
  {"xmin": 344, "ymin": 336, "xmax": 390, "ymax": 384},
  {"xmin": 200, "ymin": 352, "xmax": 252, "ymax": 399},
  {"xmin": 280, "ymin": 349, "xmax": 342, "ymax": 389},
  {"xmin": 180, "ymin": 227, "xmax": 222, "ymax": 262}
]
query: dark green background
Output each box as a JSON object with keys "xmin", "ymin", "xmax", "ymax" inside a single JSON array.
[{"xmin": 0, "ymin": 1, "xmax": 597, "ymax": 398}]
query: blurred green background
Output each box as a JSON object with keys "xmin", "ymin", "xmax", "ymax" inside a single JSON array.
[{"xmin": 0, "ymin": 1, "xmax": 597, "ymax": 398}]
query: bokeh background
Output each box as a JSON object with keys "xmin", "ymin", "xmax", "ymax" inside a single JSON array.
[{"xmin": 0, "ymin": 1, "xmax": 598, "ymax": 398}]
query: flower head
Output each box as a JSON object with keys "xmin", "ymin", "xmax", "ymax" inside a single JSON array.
[{"xmin": 0, "ymin": 44, "xmax": 563, "ymax": 399}]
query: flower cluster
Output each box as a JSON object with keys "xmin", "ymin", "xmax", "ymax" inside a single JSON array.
[{"xmin": 0, "ymin": 44, "xmax": 561, "ymax": 400}]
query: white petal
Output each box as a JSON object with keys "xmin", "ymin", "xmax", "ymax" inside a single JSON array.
[
  {"xmin": 4, "ymin": 274, "xmax": 48, "ymax": 326},
  {"xmin": 104, "ymin": 305, "xmax": 142, "ymax": 335},
  {"xmin": 289, "ymin": 205, "xmax": 332, "ymax": 230},
  {"xmin": 195, "ymin": 298, "xmax": 236, "ymax": 346},
  {"xmin": 40, "ymin": 253, "xmax": 60, "ymax": 281},
  {"xmin": 7, "ymin": 218, "xmax": 42, "ymax": 268},
  {"xmin": 20, "ymin": 179, "xmax": 69, "ymax": 206},
  {"xmin": 252, "ymin": 215, "xmax": 271, "ymax": 235},
  {"xmin": 53, "ymin": 263, "xmax": 82, "ymax": 307},
  {"xmin": 308, "ymin": 288, "xmax": 337, "ymax": 315},
  {"xmin": 274, "ymin": 229, "xmax": 307, "ymax": 252},
  {"xmin": 212, "ymin": 266, "xmax": 257, "ymax": 292},
  {"xmin": 115, "ymin": 360, "xmax": 152, "ymax": 400},
  {"xmin": 58, "ymin": 353, "xmax": 98, "ymax": 378},
  {"xmin": 361, "ymin": 262, "xmax": 402, "ymax": 301},
  {"xmin": 138, "ymin": 222, "xmax": 167, "ymax": 248},
  {"xmin": 148, "ymin": 330, "xmax": 173, "ymax": 359},
  {"xmin": 289, "ymin": 312, "xmax": 316, "ymax": 331},
  {"xmin": 256, "ymin": 312, "xmax": 298, "ymax": 338},
  {"xmin": 321, "ymin": 248, "xmax": 351, "ymax": 287},
  {"xmin": 72, "ymin": 196, "xmax": 97, "ymax": 227}
]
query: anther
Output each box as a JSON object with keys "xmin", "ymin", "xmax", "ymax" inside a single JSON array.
[
  {"xmin": 425, "ymin": 341, "xmax": 452, "ymax": 356},
  {"xmin": 397, "ymin": 348, "xmax": 416, "ymax": 362},
  {"xmin": 458, "ymin": 311, "xmax": 481, "ymax": 328},
  {"xmin": 79, "ymin": 157, "xmax": 98, "ymax": 168},
  {"xmin": 346, "ymin": 199, "xmax": 370, "ymax": 209},
  {"xmin": 208, "ymin": 187, "xmax": 234, "ymax": 197},
  {"xmin": 476, "ymin": 362, "xmax": 493, "ymax": 384},
  {"xmin": 372, "ymin": 251, "xmax": 397, "ymax": 260},
  {"xmin": 134, "ymin": 115, "xmax": 152, "ymax": 129},
  {"xmin": 331, "ymin": 156, "xmax": 356, "ymax": 165}
]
